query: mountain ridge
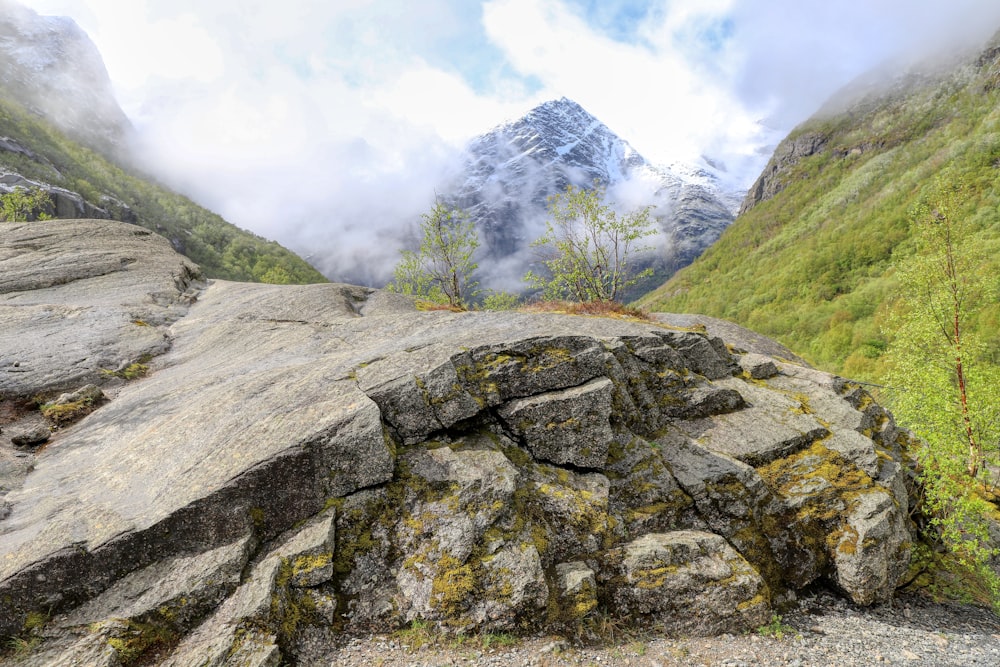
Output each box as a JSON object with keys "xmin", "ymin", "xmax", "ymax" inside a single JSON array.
[
  {"xmin": 640, "ymin": 30, "xmax": 1000, "ymax": 379},
  {"xmin": 0, "ymin": 0, "xmax": 130, "ymax": 157}
]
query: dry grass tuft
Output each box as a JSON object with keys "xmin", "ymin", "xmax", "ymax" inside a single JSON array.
[
  {"xmin": 415, "ymin": 300, "xmax": 466, "ymax": 312},
  {"xmin": 519, "ymin": 300, "xmax": 651, "ymax": 321}
]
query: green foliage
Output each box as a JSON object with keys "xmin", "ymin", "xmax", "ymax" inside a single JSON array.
[
  {"xmin": 106, "ymin": 619, "xmax": 176, "ymax": 665},
  {"xmin": 393, "ymin": 618, "xmax": 521, "ymax": 651},
  {"xmin": 526, "ymin": 185, "xmax": 655, "ymax": 302},
  {"xmin": 903, "ymin": 540, "xmax": 1000, "ymax": 608},
  {"xmin": 393, "ymin": 618, "xmax": 435, "ymax": 650},
  {"xmin": 0, "ymin": 186, "xmax": 52, "ymax": 222},
  {"xmin": 639, "ymin": 54, "xmax": 1000, "ymax": 381},
  {"xmin": 388, "ymin": 202, "xmax": 480, "ymax": 309},
  {"xmin": 481, "ymin": 290, "xmax": 522, "ymax": 311},
  {"xmin": 755, "ymin": 613, "xmax": 797, "ymax": 639},
  {"xmin": 884, "ymin": 178, "xmax": 1000, "ymax": 477},
  {"xmin": 881, "ymin": 178, "xmax": 1000, "ymax": 605},
  {"xmin": 906, "ymin": 449, "xmax": 1000, "ymax": 609},
  {"xmin": 0, "ymin": 95, "xmax": 325, "ymax": 284},
  {"xmin": 40, "ymin": 400, "xmax": 91, "ymax": 426},
  {"xmin": 120, "ymin": 363, "xmax": 150, "ymax": 380},
  {"xmin": 4, "ymin": 634, "xmax": 41, "ymax": 658},
  {"xmin": 101, "ymin": 358, "xmax": 152, "ymax": 381},
  {"xmin": 1, "ymin": 611, "xmax": 48, "ymax": 659}
]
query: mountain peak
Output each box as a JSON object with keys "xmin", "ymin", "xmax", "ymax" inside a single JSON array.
[
  {"xmin": 509, "ymin": 98, "xmax": 619, "ymax": 153},
  {"xmin": 441, "ymin": 98, "xmax": 737, "ymax": 294},
  {"xmin": 527, "ymin": 96, "xmax": 591, "ymax": 117},
  {"xmin": 476, "ymin": 98, "xmax": 647, "ymax": 184}
]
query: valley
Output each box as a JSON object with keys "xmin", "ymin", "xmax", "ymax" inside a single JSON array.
[{"xmin": 2, "ymin": 2, "xmax": 1000, "ymax": 665}]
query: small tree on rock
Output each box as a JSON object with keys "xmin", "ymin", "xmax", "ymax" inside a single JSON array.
[
  {"xmin": 0, "ymin": 186, "xmax": 52, "ymax": 222},
  {"xmin": 388, "ymin": 202, "xmax": 480, "ymax": 309},
  {"xmin": 883, "ymin": 176, "xmax": 1000, "ymax": 605},
  {"xmin": 885, "ymin": 178, "xmax": 1000, "ymax": 479},
  {"xmin": 525, "ymin": 184, "xmax": 655, "ymax": 302}
]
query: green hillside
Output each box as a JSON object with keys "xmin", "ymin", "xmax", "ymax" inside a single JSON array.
[
  {"xmin": 640, "ymin": 40, "xmax": 1000, "ymax": 381},
  {"xmin": 0, "ymin": 96, "xmax": 326, "ymax": 285}
]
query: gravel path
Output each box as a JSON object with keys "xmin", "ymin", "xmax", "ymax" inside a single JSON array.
[{"xmin": 293, "ymin": 590, "xmax": 1000, "ymax": 667}]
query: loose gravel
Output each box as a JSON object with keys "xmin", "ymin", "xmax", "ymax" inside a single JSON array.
[{"xmin": 292, "ymin": 589, "xmax": 1000, "ymax": 667}]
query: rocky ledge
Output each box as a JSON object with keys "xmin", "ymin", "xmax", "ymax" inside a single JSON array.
[{"xmin": 0, "ymin": 221, "xmax": 914, "ymax": 665}]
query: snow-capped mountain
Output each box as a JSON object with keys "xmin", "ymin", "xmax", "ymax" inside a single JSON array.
[
  {"xmin": 444, "ymin": 98, "xmax": 742, "ymax": 294},
  {"xmin": 0, "ymin": 0, "xmax": 131, "ymax": 156}
]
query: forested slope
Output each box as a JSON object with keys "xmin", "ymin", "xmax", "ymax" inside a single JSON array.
[{"xmin": 640, "ymin": 36, "xmax": 1000, "ymax": 381}]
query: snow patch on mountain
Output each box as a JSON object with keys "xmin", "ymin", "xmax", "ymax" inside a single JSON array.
[{"xmin": 443, "ymin": 98, "xmax": 741, "ymax": 294}]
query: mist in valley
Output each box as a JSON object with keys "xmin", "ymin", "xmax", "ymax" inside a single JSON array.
[{"xmin": 18, "ymin": 0, "xmax": 1000, "ymax": 289}]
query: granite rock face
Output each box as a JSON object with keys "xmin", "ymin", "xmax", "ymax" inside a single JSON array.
[
  {"xmin": 738, "ymin": 131, "xmax": 829, "ymax": 215},
  {"xmin": 0, "ymin": 220, "xmax": 914, "ymax": 665},
  {"xmin": 0, "ymin": 220, "xmax": 202, "ymax": 397},
  {"xmin": 605, "ymin": 531, "xmax": 769, "ymax": 636}
]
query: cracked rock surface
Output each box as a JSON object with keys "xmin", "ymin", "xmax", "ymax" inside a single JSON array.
[{"xmin": 0, "ymin": 221, "xmax": 915, "ymax": 665}]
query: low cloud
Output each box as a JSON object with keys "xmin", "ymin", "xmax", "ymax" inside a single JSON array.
[{"xmin": 18, "ymin": 0, "xmax": 1000, "ymax": 287}]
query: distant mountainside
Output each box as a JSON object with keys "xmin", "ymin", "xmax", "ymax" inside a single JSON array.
[
  {"xmin": 0, "ymin": 0, "xmax": 325, "ymax": 284},
  {"xmin": 639, "ymin": 32, "xmax": 1000, "ymax": 379},
  {"xmin": 0, "ymin": 0, "xmax": 129, "ymax": 157},
  {"xmin": 444, "ymin": 98, "xmax": 742, "ymax": 294}
]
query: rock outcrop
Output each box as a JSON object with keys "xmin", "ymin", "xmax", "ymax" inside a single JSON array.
[
  {"xmin": 0, "ymin": 173, "xmax": 138, "ymax": 224},
  {"xmin": 0, "ymin": 220, "xmax": 914, "ymax": 665},
  {"xmin": 738, "ymin": 131, "xmax": 828, "ymax": 215}
]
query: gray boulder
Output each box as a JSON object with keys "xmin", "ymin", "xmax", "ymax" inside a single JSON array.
[
  {"xmin": 9, "ymin": 425, "xmax": 49, "ymax": 448},
  {"xmin": 0, "ymin": 221, "xmax": 918, "ymax": 663},
  {"xmin": 498, "ymin": 377, "xmax": 615, "ymax": 468},
  {"xmin": 605, "ymin": 531, "xmax": 770, "ymax": 635}
]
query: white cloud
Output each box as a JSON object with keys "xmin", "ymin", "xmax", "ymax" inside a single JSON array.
[
  {"xmin": 21, "ymin": 1, "xmax": 225, "ymax": 89},
  {"xmin": 362, "ymin": 63, "xmax": 531, "ymax": 145},
  {"xmin": 482, "ymin": 0, "xmax": 772, "ymax": 180}
]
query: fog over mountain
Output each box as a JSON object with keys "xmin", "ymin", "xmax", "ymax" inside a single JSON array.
[
  {"xmin": 12, "ymin": 0, "xmax": 1000, "ymax": 294},
  {"xmin": 640, "ymin": 26, "xmax": 1000, "ymax": 379},
  {"xmin": 451, "ymin": 98, "xmax": 740, "ymax": 291},
  {"xmin": 0, "ymin": 1, "xmax": 325, "ymax": 283},
  {"xmin": 0, "ymin": 0, "xmax": 130, "ymax": 155},
  {"xmin": 305, "ymin": 98, "xmax": 740, "ymax": 294}
]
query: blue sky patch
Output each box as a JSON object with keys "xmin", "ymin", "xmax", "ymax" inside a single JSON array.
[{"xmin": 563, "ymin": 0, "xmax": 653, "ymax": 43}]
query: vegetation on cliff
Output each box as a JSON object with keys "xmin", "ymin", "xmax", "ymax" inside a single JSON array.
[
  {"xmin": 0, "ymin": 186, "xmax": 51, "ymax": 222},
  {"xmin": 881, "ymin": 178, "xmax": 1000, "ymax": 602},
  {"xmin": 392, "ymin": 186, "xmax": 657, "ymax": 311},
  {"xmin": 525, "ymin": 185, "xmax": 656, "ymax": 303},
  {"xmin": 639, "ymin": 41, "xmax": 1000, "ymax": 383},
  {"xmin": 0, "ymin": 96, "xmax": 325, "ymax": 284},
  {"xmin": 388, "ymin": 202, "xmax": 481, "ymax": 309}
]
